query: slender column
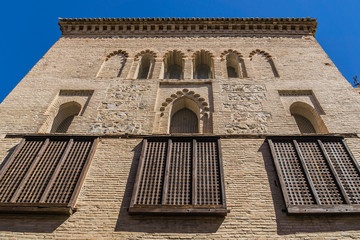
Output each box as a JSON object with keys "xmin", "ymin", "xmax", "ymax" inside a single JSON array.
[{"xmin": 183, "ymin": 58, "xmax": 193, "ymax": 79}]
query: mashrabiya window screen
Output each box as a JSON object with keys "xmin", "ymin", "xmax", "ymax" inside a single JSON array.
[
  {"xmin": 0, "ymin": 136, "xmax": 98, "ymax": 214},
  {"xmin": 268, "ymin": 136, "xmax": 360, "ymax": 214},
  {"xmin": 129, "ymin": 137, "xmax": 227, "ymax": 215}
]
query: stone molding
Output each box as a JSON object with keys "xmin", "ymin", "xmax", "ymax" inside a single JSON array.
[{"xmin": 58, "ymin": 17, "xmax": 317, "ymax": 37}]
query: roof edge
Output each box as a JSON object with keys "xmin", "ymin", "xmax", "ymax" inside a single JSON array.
[{"xmin": 58, "ymin": 17, "xmax": 318, "ymax": 37}]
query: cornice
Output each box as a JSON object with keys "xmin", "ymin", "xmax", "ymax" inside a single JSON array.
[{"xmin": 58, "ymin": 17, "xmax": 318, "ymax": 37}]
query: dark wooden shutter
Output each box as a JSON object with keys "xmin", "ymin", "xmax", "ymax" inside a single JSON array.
[
  {"xmin": 0, "ymin": 136, "xmax": 98, "ymax": 214},
  {"xmin": 130, "ymin": 137, "xmax": 226, "ymax": 215},
  {"xmin": 292, "ymin": 114, "xmax": 316, "ymax": 133},
  {"xmin": 268, "ymin": 136, "xmax": 360, "ymax": 213},
  {"xmin": 170, "ymin": 108, "xmax": 199, "ymax": 133},
  {"xmin": 55, "ymin": 115, "xmax": 76, "ymax": 133}
]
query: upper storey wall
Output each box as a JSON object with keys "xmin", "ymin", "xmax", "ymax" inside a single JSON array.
[{"xmin": 1, "ymin": 18, "xmax": 359, "ymax": 135}]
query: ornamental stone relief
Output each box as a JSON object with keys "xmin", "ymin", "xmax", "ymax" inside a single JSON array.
[
  {"xmin": 221, "ymin": 83, "xmax": 271, "ymax": 133},
  {"xmin": 89, "ymin": 84, "xmax": 151, "ymax": 134}
]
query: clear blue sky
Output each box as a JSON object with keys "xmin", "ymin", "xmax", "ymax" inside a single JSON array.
[{"xmin": 0, "ymin": 0, "xmax": 359, "ymax": 102}]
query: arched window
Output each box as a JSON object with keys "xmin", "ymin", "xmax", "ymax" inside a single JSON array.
[
  {"xmin": 164, "ymin": 50, "xmax": 184, "ymax": 79},
  {"xmin": 193, "ymin": 50, "xmax": 214, "ymax": 79},
  {"xmin": 170, "ymin": 108, "xmax": 198, "ymax": 133},
  {"xmin": 290, "ymin": 102, "xmax": 328, "ymax": 134},
  {"xmin": 226, "ymin": 53, "xmax": 239, "ymax": 78},
  {"xmin": 196, "ymin": 64, "xmax": 211, "ymax": 79},
  {"xmin": 50, "ymin": 102, "xmax": 81, "ymax": 133},
  {"xmin": 169, "ymin": 97, "xmax": 200, "ymax": 134},
  {"xmin": 137, "ymin": 54, "xmax": 154, "ymax": 79},
  {"xmin": 292, "ymin": 114, "xmax": 316, "ymax": 133}
]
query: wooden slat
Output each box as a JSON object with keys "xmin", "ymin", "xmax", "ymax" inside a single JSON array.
[
  {"xmin": 192, "ymin": 139, "xmax": 197, "ymax": 205},
  {"xmin": 0, "ymin": 138, "xmax": 26, "ymax": 180},
  {"xmin": 22, "ymin": 140, "xmax": 67, "ymax": 203},
  {"xmin": 130, "ymin": 139, "xmax": 147, "ymax": 208},
  {"xmin": 39, "ymin": 139, "xmax": 74, "ymax": 203},
  {"xmin": 268, "ymin": 139, "xmax": 291, "ymax": 207},
  {"xmin": 293, "ymin": 140, "xmax": 321, "ymax": 205},
  {"xmin": 10, "ymin": 139, "xmax": 50, "ymax": 203},
  {"xmin": 217, "ymin": 138, "xmax": 226, "ymax": 207},
  {"xmin": 342, "ymin": 139, "xmax": 360, "ymax": 176},
  {"xmin": 68, "ymin": 138, "xmax": 99, "ymax": 208},
  {"xmin": 0, "ymin": 140, "xmax": 43, "ymax": 202},
  {"xmin": 161, "ymin": 139, "xmax": 171, "ymax": 204},
  {"xmin": 318, "ymin": 139, "xmax": 350, "ymax": 204},
  {"xmin": 154, "ymin": 140, "xmax": 165, "ymax": 204}
]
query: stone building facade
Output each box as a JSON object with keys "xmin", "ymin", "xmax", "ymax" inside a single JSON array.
[{"xmin": 0, "ymin": 17, "xmax": 360, "ymax": 238}]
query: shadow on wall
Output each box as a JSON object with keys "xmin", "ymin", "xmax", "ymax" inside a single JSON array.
[
  {"xmin": 114, "ymin": 142, "xmax": 224, "ymax": 233},
  {"xmin": 0, "ymin": 215, "xmax": 68, "ymax": 233},
  {"xmin": 0, "ymin": 142, "xmax": 69, "ymax": 233},
  {"xmin": 258, "ymin": 142, "xmax": 360, "ymax": 235}
]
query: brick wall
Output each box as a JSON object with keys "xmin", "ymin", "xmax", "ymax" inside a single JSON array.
[{"xmin": 1, "ymin": 29, "xmax": 360, "ymax": 238}]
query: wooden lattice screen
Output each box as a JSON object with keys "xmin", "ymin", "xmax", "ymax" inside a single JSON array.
[
  {"xmin": 0, "ymin": 136, "xmax": 98, "ymax": 214},
  {"xmin": 129, "ymin": 137, "xmax": 226, "ymax": 215},
  {"xmin": 268, "ymin": 136, "xmax": 360, "ymax": 214}
]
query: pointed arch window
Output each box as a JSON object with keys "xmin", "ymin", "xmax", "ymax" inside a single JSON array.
[{"xmin": 170, "ymin": 108, "xmax": 199, "ymax": 133}]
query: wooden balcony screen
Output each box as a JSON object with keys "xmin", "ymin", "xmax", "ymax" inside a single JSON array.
[
  {"xmin": 0, "ymin": 136, "xmax": 98, "ymax": 214},
  {"xmin": 268, "ymin": 136, "xmax": 360, "ymax": 214},
  {"xmin": 129, "ymin": 137, "xmax": 226, "ymax": 215}
]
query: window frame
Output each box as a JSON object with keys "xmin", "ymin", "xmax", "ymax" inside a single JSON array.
[
  {"xmin": 268, "ymin": 136, "xmax": 360, "ymax": 214},
  {"xmin": 129, "ymin": 136, "xmax": 227, "ymax": 216}
]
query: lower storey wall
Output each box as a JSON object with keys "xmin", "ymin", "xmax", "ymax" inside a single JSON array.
[{"xmin": 0, "ymin": 137, "xmax": 359, "ymax": 239}]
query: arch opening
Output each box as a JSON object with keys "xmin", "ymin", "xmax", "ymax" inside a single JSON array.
[
  {"xmin": 170, "ymin": 108, "xmax": 199, "ymax": 133},
  {"xmin": 169, "ymin": 97, "xmax": 200, "ymax": 133},
  {"xmin": 164, "ymin": 51, "xmax": 184, "ymax": 79},
  {"xmin": 290, "ymin": 102, "xmax": 328, "ymax": 134},
  {"xmin": 137, "ymin": 54, "xmax": 154, "ymax": 79},
  {"xmin": 50, "ymin": 101, "xmax": 81, "ymax": 133},
  {"xmin": 193, "ymin": 50, "xmax": 214, "ymax": 79},
  {"xmin": 226, "ymin": 53, "xmax": 240, "ymax": 78}
]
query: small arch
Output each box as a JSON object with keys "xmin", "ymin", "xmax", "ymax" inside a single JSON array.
[
  {"xmin": 50, "ymin": 101, "xmax": 81, "ymax": 133},
  {"xmin": 163, "ymin": 50, "xmax": 185, "ymax": 79},
  {"xmin": 105, "ymin": 49, "xmax": 129, "ymax": 60},
  {"xmin": 134, "ymin": 50, "xmax": 157, "ymax": 79},
  {"xmin": 193, "ymin": 50, "xmax": 214, "ymax": 79},
  {"xmin": 249, "ymin": 49, "xmax": 279, "ymax": 78},
  {"xmin": 155, "ymin": 89, "xmax": 212, "ymax": 134},
  {"xmin": 97, "ymin": 50, "xmax": 128, "ymax": 78},
  {"xmin": 159, "ymin": 89, "xmax": 210, "ymax": 115},
  {"xmin": 290, "ymin": 102, "xmax": 328, "ymax": 134}
]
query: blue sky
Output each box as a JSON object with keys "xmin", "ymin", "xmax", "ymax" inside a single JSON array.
[{"xmin": 0, "ymin": 0, "xmax": 359, "ymax": 102}]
